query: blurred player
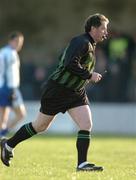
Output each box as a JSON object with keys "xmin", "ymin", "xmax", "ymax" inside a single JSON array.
[
  {"xmin": 0, "ymin": 32, "xmax": 26, "ymax": 137},
  {"xmin": 0, "ymin": 14, "xmax": 109, "ymax": 171}
]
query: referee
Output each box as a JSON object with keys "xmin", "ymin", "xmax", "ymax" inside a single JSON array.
[{"xmin": 1, "ymin": 14, "xmax": 109, "ymax": 171}]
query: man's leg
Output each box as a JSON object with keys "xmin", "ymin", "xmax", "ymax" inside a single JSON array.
[
  {"xmin": 68, "ymin": 105, "xmax": 103, "ymax": 171},
  {"xmin": 0, "ymin": 107, "xmax": 10, "ymax": 137},
  {"xmin": 7, "ymin": 88, "xmax": 26, "ymax": 131},
  {"xmin": 7, "ymin": 104, "xmax": 26, "ymax": 130},
  {"xmin": 0, "ymin": 112, "xmax": 55, "ymax": 166}
]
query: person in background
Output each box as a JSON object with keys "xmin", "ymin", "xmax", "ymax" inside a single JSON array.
[{"xmin": 0, "ymin": 31, "xmax": 26, "ymax": 137}]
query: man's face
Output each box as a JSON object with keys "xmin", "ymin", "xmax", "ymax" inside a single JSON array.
[
  {"xmin": 92, "ymin": 21, "xmax": 108, "ymax": 43},
  {"xmin": 10, "ymin": 36, "xmax": 24, "ymax": 51}
]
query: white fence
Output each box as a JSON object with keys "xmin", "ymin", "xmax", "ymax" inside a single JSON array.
[{"xmin": 12, "ymin": 102, "xmax": 136, "ymax": 135}]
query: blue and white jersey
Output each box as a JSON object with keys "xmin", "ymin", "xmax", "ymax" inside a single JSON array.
[{"xmin": 0, "ymin": 45, "xmax": 20, "ymax": 88}]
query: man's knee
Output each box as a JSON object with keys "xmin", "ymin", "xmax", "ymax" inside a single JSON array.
[{"xmin": 80, "ymin": 121, "xmax": 93, "ymax": 131}]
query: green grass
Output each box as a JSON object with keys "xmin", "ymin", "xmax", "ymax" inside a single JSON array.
[{"xmin": 0, "ymin": 135, "xmax": 136, "ymax": 180}]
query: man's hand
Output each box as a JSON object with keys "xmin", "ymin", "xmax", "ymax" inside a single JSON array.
[{"xmin": 90, "ymin": 72, "xmax": 102, "ymax": 83}]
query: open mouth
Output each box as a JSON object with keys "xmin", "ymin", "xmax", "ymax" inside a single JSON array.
[{"xmin": 102, "ymin": 35, "xmax": 107, "ymax": 40}]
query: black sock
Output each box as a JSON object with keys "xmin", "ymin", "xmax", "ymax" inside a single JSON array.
[
  {"xmin": 76, "ymin": 130, "xmax": 90, "ymax": 166},
  {"xmin": 7, "ymin": 122, "xmax": 37, "ymax": 148}
]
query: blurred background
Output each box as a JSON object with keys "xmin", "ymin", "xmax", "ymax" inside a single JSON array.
[{"xmin": 0, "ymin": 0, "xmax": 136, "ymax": 134}]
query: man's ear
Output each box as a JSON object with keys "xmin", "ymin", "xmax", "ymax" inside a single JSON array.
[{"xmin": 91, "ymin": 26, "xmax": 96, "ymax": 32}]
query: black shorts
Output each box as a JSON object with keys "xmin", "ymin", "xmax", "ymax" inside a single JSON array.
[{"xmin": 40, "ymin": 80, "xmax": 89, "ymax": 115}]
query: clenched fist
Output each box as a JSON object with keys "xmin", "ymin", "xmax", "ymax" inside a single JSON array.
[{"xmin": 90, "ymin": 72, "xmax": 102, "ymax": 83}]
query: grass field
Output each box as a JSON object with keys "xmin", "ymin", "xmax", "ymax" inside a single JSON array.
[{"xmin": 0, "ymin": 135, "xmax": 136, "ymax": 180}]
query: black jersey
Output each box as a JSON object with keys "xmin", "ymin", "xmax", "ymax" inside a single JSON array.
[{"xmin": 49, "ymin": 33, "xmax": 96, "ymax": 90}]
